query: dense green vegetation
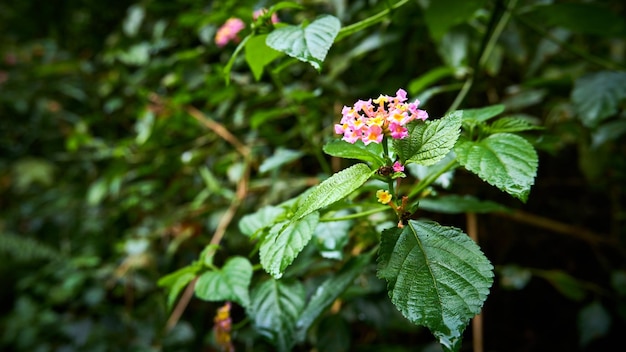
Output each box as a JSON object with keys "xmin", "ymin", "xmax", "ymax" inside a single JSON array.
[{"xmin": 1, "ymin": 0, "xmax": 625, "ymax": 351}]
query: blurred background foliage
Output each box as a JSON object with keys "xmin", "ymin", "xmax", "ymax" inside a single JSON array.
[{"xmin": 1, "ymin": 0, "xmax": 625, "ymax": 351}]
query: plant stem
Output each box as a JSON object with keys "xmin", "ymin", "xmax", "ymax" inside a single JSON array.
[{"xmin": 320, "ymin": 206, "xmax": 388, "ymax": 222}]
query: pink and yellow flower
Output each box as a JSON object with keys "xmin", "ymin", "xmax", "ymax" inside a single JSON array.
[
  {"xmin": 335, "ymin": 88, "xmax": 428, "ymax": 144},
  {"xmin": 393, "ymin": 161, "xmax": 404, "ymax": 173},
  {"xmin": 376, "ymin": 189, "xmax": 393, "ymax": 204}
]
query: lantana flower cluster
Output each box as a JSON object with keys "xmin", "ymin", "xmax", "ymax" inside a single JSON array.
[{"xmin": 335, "ymin": 88, "xmax": 428, "ymax": 145}]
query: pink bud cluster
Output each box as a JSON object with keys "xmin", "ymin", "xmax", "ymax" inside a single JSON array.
[
  {"xmin": 335, "ymin": 88, "xmax": 428, "ymax": 145},
  {"xmin": 215, "ymin": 18, "xmax": 246, "ymax": 47}
]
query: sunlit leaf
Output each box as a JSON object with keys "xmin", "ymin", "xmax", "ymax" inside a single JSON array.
[
  {"xmin": 292, "ymin": 163, "xmax": 373, "ymax": 221},
  {"xmin": 245, "ymin": 34, "xmax": 283, "ymax": 81},
  {"xmin": 239, "ymin": 205, "xmax": 286, "ymax": 237},
  {"xmin": 377, "ymin": 220, "xmax": 493, "ymax": 351},
  {"xmin": 266, "ymin": 15, "xmax": 341, "ymax": 71},
  {"xmin": 394, "ymin": 111, "xmax": 462, "ymax": 166},
  {"xmin": 454, "ymin": 133, "xmax": 538, "ymax": 202},
  {"xmin": 195, "ymin": 256, "xmax": 253, "ymax": 307},
  {"xmin": 249, "ymin": 279, "xmax": 305, "ymax": 352},
  {"xmin": 260, "ymin": 212, "xmax": 320, "ymax": 278},
  {"xmin": 323, "ymin": 139, "xmax": 385, "ymax": 167}
]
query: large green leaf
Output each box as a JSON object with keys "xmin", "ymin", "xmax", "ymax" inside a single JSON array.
[
  {"xmin": 572, "ymin": 71, "xmax": 626, "ymax": 128},
  {"xmin": 394, "ymin": 111, "xmax": 462, "ymax": 166},
  {"xmin": 260, "ymin": 211, "xmax": 320, "ymax": 278},
  {"xmin": 194, "ymin": 256, "xmax": 253, "ymax": 307},
  {"xmin": 377, "ymin": 220, "xmax": 493, "ymax": 351},
  {"xmin": 249, "ymin": 279, "xmax": 306, "ymax": 352},
  {"xmin": 424, "ymin": 0, "xmax": 487, "ymax": 41},
  {"xmin": 292, "ymin": 163, "xmax": 373, "ymax": 221},
  {"xmin": 245, "ymin": 34, "xmax": 283, "ymax": 81},
  {"xmin": 296, "ymin": 251, "xmax": 374, "ymax": 340},
  {"xmin": 266, "ymin": 15, "xmax": 341, "ymax": 71},
  {"xmin": 323, "ymin": 139, "xmax": 385, "ymax": 167},
  {"xmin": 454, "ymin": 133, "xmax": 538, "ymax": 202}
]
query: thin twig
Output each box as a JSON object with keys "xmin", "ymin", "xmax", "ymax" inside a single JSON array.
[
  {"xmin": 496, "ymin": 210, "xmax": 619, "ymax": 246},
  {"xmin": 165, "ymin": 106, "xmax": 251, "ymax": 332},
  {"xmin": 186, "ymin": 105, "xmax": 250, "ymax": 158},
  {"xmin": 466, "ymin": 212, "xmax": 484, "ymax": 352},
  {"xmin": 165, "ymin": 277, "xmax": 198, "ymax": 331}
]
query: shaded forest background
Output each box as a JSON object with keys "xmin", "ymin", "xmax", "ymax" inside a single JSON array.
[{"xmin": 1, "ymin": 0, "xmax": 625, "ymax": 351}]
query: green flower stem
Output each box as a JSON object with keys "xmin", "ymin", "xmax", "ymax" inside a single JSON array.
[
  {"xmin": 223, "ymin": 34, "xmax": 251, "ymax": 85},
  {"xmin": 335, "ymin": 0, "xmax": 410, "ymax": 42},
  {"xmin": 320, "ymin": 206, "xmax": 389, "ymax": 222},
  {"xmin": 381, "ymin": 137, "xmax": 395, "ymax": 193},
  {"xmin": 408, "ymin": 158, "xmax": 458, "ymax": 198}
]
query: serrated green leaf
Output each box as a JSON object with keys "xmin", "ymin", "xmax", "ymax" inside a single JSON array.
[
  {"xmin": 296, "ymin": 251, "xmax": 374, "ymax": 340},
  {"xmin": 266, "ymin": 15, "xmax": 340, "ymax": 71},
  {"xmin": 486, "ymin": 116, "xmax": 543, "ymax": 134},
  {"xmin": 292, "ymin": 163, "xmax": 373, "ymax": 221},
  {"xmin": 239, "ymin": 205, "xmax": 286, "ymax": 237},
  {"xmin": 195, "ymin": 256, "xmax": 253, "ymax": 307},
  {"xmin": 424, "ymin": 0, "xmax": 487, "ymax": 41},
  {"xmin": 377, "ymin": 220, "xmax": 493, "ymax": 351},
  {"xmin": 394, "ymin": 111, "xmax": 462, "ymax": 166},
  {"xmin": 249, "ymin": 279, "xmax": 306, "ymax": 352},
  {"xmin": 259, "ymin": 147, "xmax": 304, "ymax": 174},
  {"xmin": 245, "ymin": 34, "xmax": 283, "ymax": 81},
  {"xmin": 418, "ymin": 195, "xmax": 508, "ymax": 214},
  {"xmin": 461, "ymin": 105, "xmax": 504, "ymax": 122},
  {"xmin": 323, "ymin": 139, "xmax": 385, "ymax": 167},
  {"xmin": 260, "ymin": 212, "xmax": 320, "ymax": 278},
  {"xmin": 572, "ymin": 71, "xmax": 626, "ymax": 128},
  {"xmin": 454, "ymin": 133, "xmax": 538, "ymax": 202}
]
